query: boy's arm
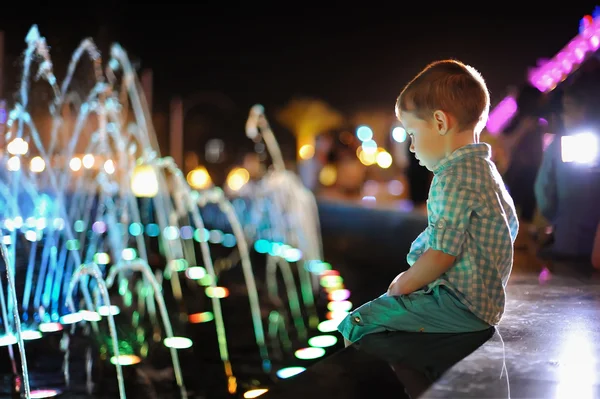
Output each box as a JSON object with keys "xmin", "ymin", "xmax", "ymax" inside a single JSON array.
[
  {"xmin": 390, "ymin": 249, "xmax": 455, "ymax": 295},
  {"xmin": 390, "ymin": 178, "xmax": 484, "ymax": 295},
  {"xmin": 534, "ymin": 139, "xmax": 558, "ymax": 222}
]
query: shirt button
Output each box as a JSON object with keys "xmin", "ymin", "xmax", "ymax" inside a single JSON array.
[
  {"xmin": 353, "ymin": 316, "xmax": 361, "ymax": 323},
  {"xmin": 436, "ymin": 218, "xmax": 446, "ymax": 229}
]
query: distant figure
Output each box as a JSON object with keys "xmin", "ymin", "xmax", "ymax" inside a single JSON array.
[
  {"xmin": 501, "ymin": 85, "xmax": 545, "ymax": 224},
  {"xmin": 535, "ymin": 68, "xmax": 600, "ymax": 262},
  {"xmin": 338, "ymin": 60, "xmax": 518, "ymax": 345},
  {"xmin": 297, "ymin": 133, "xmax": 333, "ymax": 191},
  {"xmin": 593, "ymin": 222, "xmax": 600, "ymax": 270}
]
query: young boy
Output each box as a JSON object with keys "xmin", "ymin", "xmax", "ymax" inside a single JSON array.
[{"xmin": 338, "ymin": 60, "xmax": 519, "ymax": 345}]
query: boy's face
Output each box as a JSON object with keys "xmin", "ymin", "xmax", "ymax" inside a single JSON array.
[{"xmin": 399, "ymin": 111, "xmax": 446, "ymax": 171}]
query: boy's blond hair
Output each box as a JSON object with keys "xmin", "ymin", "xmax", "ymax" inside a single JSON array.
[{"xmin": 395, "ymin": 59, "xmax": 490, "ymax": 134}]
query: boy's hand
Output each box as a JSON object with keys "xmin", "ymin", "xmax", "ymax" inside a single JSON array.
[{"xmin": 387, "ymin": 272, "xmax": 405, "ymax": 296}]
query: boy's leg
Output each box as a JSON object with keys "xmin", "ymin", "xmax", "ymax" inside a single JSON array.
[{"xmin": 337, "ymin": 285, "xmax": 490, "ymax": 343}]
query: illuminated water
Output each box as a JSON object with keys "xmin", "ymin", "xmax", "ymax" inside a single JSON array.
[{"xmin": 0, "ymin": 25, "xmax": 350, "ymax": 398}]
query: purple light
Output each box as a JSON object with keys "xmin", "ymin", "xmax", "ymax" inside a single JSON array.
[
  {"xmin": 489, "ymin": 14, "xmax": 600, "ymax": 136},
  {"xmin": 92, "ymin": 221, "xmax": 107, "ymax": 234},
  {"xmin": 486, "ymin": 96, "xmax": 517, "ymax": 135},
  {"xmin": 529, "ymin": 15, "xmax": 600, "ymax": 92},
  {"xmin": 538, "ymin": 266, "xmax": 552, "ymax": 284}
]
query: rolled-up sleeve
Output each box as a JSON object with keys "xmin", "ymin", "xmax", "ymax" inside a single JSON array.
[{"xmin": 428, "ymin": 178, "xmax": 483, "ymax": 256}]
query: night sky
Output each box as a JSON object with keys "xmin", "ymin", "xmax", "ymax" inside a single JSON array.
[{"xmin": 1, "ymin": 4, "xmax": 599, "ymax": 116}]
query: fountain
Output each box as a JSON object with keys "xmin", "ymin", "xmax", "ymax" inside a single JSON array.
[{"xmin": 0, "ymin": 24, "xmax": 353, "ymax": 398}]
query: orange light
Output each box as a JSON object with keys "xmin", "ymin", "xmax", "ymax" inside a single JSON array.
[{"xmin": 189, "ymin": 312, "xmax": 215, "ymax": 324}]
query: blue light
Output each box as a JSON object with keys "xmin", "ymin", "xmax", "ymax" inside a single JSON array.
[
  {"xmin": 254, "ymin": 239, "xmax": 270, "ymax": 253},
  {"xmin": 356, "ymin": 125, "xmax": 373, "ymax": 142},
  {"xmin": 362, "ymin": 139, "xmax": 377, "ymax": 152},
  {"xmin": 392, "ymin": 127, "xmax": 407, "ymax": 143},
  {"xmin": 276, "ymin": 366, "xmax": 306, "ymax": 379}
]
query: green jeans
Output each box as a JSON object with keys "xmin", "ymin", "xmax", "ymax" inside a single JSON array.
[{"xmin": 337, "ymin": 284, "xmax": 491, "ymax": 343}]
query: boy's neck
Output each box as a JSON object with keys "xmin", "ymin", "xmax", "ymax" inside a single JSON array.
[{"xmin": 444, "ymin": 128, "xmax": 478, "ymax": 157}]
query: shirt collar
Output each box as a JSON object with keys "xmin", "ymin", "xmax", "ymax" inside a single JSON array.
[{"xmin": 433, "ymin": 143, "xmax": 491, "ymax": 174}]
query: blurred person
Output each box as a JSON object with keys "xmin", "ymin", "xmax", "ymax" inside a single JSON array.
[
  {"xmin": 338, "ymin": 60, "xmax": 518, "ymax": 345},
  {"xmin": 501, "ymin": 85, "xmax": 545, "ymax": 226},
  {"xmin": 535, "ymin": 67, "xmax": 600, "ymax": 263},
  {"xmin": 243, "ymin": 152, "xmax": 266, "ymax": 180},
  {"xmin": 297, "ymin": 132, "xmax": 334, "ymax": 191},
  {"xmin": 315, "ymin": 128, "xmax": 369, "ymax": 200},
  {"xmin": 335, "ymin": 150, "xmax": 366, "ymax": 198},
  {"xmin": 593, "ymin": 222, "xmax": 600, "ymax": 270}
]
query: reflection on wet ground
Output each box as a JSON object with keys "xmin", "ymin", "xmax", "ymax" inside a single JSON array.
[
  {"xmin": 267, "ymin": 221, "xmax": 600, "ymax": 398},
  {"xmin": 266, "ymin": 267, "xmax": 600, "ymax": 398},
  {"xmin": 264, "ymin": 328, "xmax": 495, "ymax": 399},
  {"xmin": 423, "ymin": 267, "xmax": 600, "ymax": 398}
]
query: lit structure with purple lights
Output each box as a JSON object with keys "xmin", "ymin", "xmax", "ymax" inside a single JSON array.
[{"xmin": 486, "ymin": 11, "xmax": 600, "ymax": 135}]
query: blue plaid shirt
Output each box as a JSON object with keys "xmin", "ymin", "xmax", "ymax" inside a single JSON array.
[{"xmin": 407, "ymin": 143, "xmax": 519, "ymax": 325}]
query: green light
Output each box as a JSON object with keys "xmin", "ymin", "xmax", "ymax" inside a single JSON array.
[
  {"xmin": 317, "ymin": 319, "xmax": 340, "ymax": 333},
  {"xmin": 269, "ymin": 242, "xmax": 285, "ymax": 256},
  {"xmin": 93, "ymin": 252, "xmax": 110, "ymax": 265},
  {"xmin": 98, "ymin": 305, "xmax": 120, "ymax": 316},
  {"xmin": 122, "ymin": 248, "xmax": 137, "ymax": 260},
  {"xmin": 294, "ymin": 347, "xmax": 326, "ymax": 360},
  {"xmin": 38, "ymin": 322, "xmax": 63, "ymax": 333},
  {"xmin": 320, "ymin": 275, "xmax": 343, "ymax": 288},
  {"xmin": 305, "ymin": 261, "xmax": 332, "ymax": 274},
  {"xmin": 74, "ymin": 220, "xmax": 85, "ymax": 232},
  {"xmin": 197, "ymin": 274, "xmax": 214, "ymax": 286},
  {"xmin": 283, "ymin": 247, "xmax": 302, "ymax": 262},
  {"xmin": 308, "ymin": 335, "xmax": 338, "ymax": 348},
  {"xmin": 185, "ymin": 266, "xmax": 207, "ymax": 280},
  {"xmin": 163, "ymin": 336, "xmax": 193, "ymax": 349},
  {"xmin": 163, "ymin": 226, "xmax": 180, "ymax": 240},
  {"xmin": 0, "ymin": 335, "xmax": 17, "ymax": 346},
  {"xmin": 327, "ymin": 300, "xmax": 353, "ymax": 312},
  {"xmin": 193, "ymin": 228, "xmax": 209, "ymax": 242},
  {"xmin": 276, "ymin": 366, "xmax": 306, "ymax": 379},
  {"xmin": 168, "ymin": 259, "xmax": 188, "ymax": 272},
  {"xmin": 110, "ymin": 354, "xmax": 141, "ymax": 366},
  {"xmin": 60, "ymin": 313, "xmax": 83, "ymax": 324},
  {"xmin": 79, "ymin": 310, "xmax": 101, "ymax": 322},
  {"xmin": 65, "ymin": 239, "xmax": 80, "ymax": 251},
  {"xmin": 189, "ymin": 311, "xmax": 214, "ymax": 323},
  {"xmin": 205, "ymin": 286, "xmax": 229, "ymax": 298},
  {"xmin": 21, "ymin": 330, "xmax": 43, "ymax": 340}
]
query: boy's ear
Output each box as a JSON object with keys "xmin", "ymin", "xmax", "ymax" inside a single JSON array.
[{"xmin": 433, "ymin": 110, "xmax": 450, "ymax": 136}]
